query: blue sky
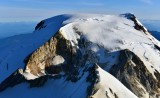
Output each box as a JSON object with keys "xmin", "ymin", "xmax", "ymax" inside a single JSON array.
[{"xmin": 0, "ymin": 0, "xmax": 160, "ymax": 22}]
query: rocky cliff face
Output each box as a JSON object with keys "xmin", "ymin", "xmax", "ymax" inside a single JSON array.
[
  {"xmin": 109, "ymin": 49, "xmax": 160, "ymax": 98},
  {"xmin": 0, "ymin": 14, "xmax": 160, "ymax": 98},
  {"xmin": 0, "ymin": 30, "xmax": 101, "ymax": 97},
  {"xmin": 25, "ymin": 32, "xmax": 66, "ymax": 76}
]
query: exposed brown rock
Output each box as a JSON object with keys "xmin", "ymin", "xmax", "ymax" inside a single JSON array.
[{"xmin": 25, "ymin": 31, "xmax": 68, "ymax": 76}]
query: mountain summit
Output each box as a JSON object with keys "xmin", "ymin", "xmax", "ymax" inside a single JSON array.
[{"xmin": 0, "ymin": 13, "xmax": 160, "ymax": 98}]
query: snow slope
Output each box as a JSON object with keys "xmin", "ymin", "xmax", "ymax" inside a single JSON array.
[
  {"xmin": 0, "ymin": 65, "xmax": 138, "ymax": 98},
  {"xmin": 92, "ymin": 66, "xmax": 138, "ymax": 98},
  {"xmin": 0, "ymin": 15, "xmax": 71, "ymax": 83},
  {"xmin": 150, "ymin": 31, "xmax": 160, "ymax": 41},
  {"xmin": 60, "ymin": 14, "xmax": 160, "ymax": 77},
  {"xmin": 0, "ymin": 71, "xmax": 90, "ymax": 98},
  {"xmin": 0, "ymin": 13, "xmax": 160, "ymax": 98}
]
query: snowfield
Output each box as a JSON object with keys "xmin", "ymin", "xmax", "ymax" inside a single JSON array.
[
  {"xmin": 0, "ymin": 15, "xmax": 71, "ymax": 83},
  {"xmin": 92, "ymin": 66, "xmax": 138, "ymax": 98},
  {"xmin": 0, "ymin": 13, "xmax": 160, "ymax": 98},
  {"xmin": 60, "ymin": 14, "xmax": 160, "ymax": 77}
]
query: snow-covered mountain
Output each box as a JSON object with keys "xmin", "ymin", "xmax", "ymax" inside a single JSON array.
[
  {"xmin": 0, "ymin": 13, "xmax": 160, "ymax": 98},
  {"xmin": 149, "ymin": 31, "xmax": 160, "ymax": 41},
  {"xmin": 141, "ymin": 20, "xmax": 160, "ymax": 32},
  {"xmin": 0, "ymin": 22, "xmax": 36, "ymax": 39}
]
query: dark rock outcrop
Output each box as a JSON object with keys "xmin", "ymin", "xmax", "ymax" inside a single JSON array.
[
  {"xmin": 109, "ymin": 49, "xmax": 160, "ymax": 98},
  {"xmin": 86, "ymin": 64, "xmax": 100, "ymax": 97},
  {"xmin": 28, "ymin": 76, "xmax": 48, "ymax": 88},
  {"xmin": 0, "ymin": 69, "xmax": 25, "ymax": 92},
  {"xmin": 122, "ymin": 13, "xmax": 147, "ymax": 33},
  {"xmin": 35, "ymin": 21, "xmax": 46, "ymax": 30}
]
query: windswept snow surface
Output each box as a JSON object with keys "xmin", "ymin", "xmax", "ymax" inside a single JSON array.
[
  {"xmin": 0, "ymin": 15, "xmax": 71, "ymax": 83},
  {"xmin": 0, "ymin": 14, "xmax": 160, "ymax": 98},
  {"xmin": 0, "ymin": 66, "xmax": 138, "ymax": 98},
  {"xmin": 0, "ymin": 71, "xmax": 90, "ymax": 98},
  {"xmin": 92, "ymin": 67, "xmax": 138, "ymax": 98},
  {"xmin": 60, "ymin": 14, "xmax": 160, "ymax": 78}
]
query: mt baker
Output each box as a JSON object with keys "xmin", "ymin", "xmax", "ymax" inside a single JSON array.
[{"xmin": 0, "ymin": 13, "xmax": 160, "ymax": 98}]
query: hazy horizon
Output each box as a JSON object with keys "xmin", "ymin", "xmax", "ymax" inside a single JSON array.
[
  {"xmin": 0, "ymin": 21, "xmax": 37, "ymax": 38},
  {"xmin": 1, "ymin": 0, "xmax": 160, "ymax": 39},
  {"xmin": 0, "ymin": 16, "xmax": 160, "ymax": 39},
  {"xmin": 0, "ymin": 0, "xmax": 160, "ymax": 22}
]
